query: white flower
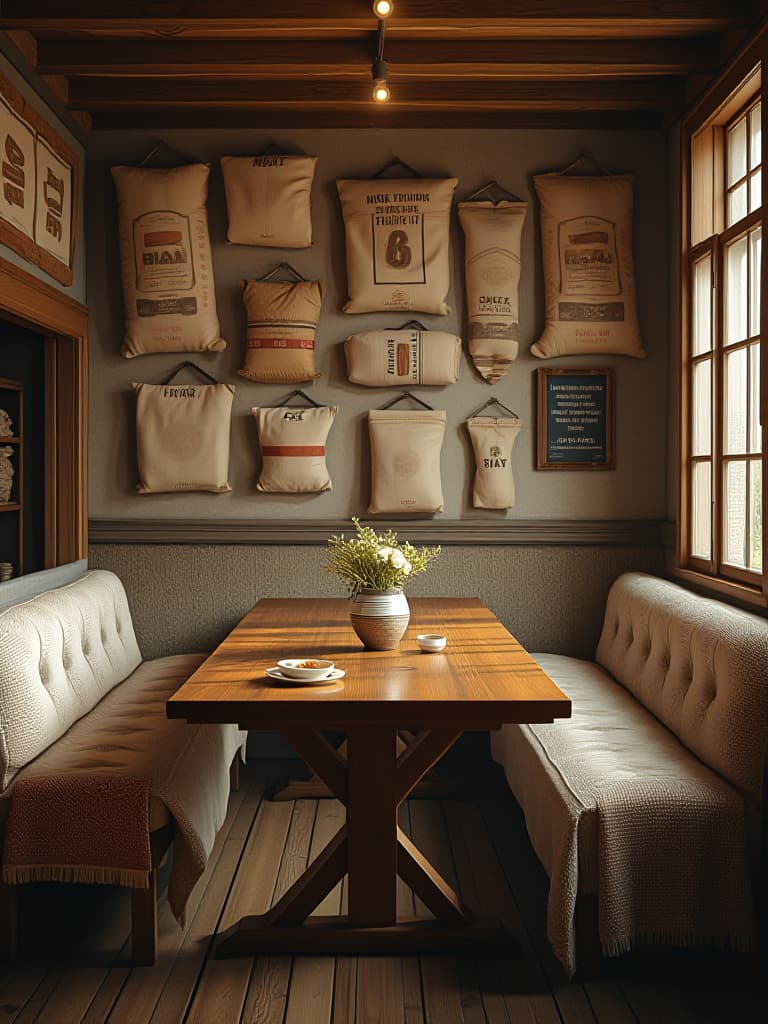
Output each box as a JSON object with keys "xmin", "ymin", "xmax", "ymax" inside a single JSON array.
[
  {"xmin": 403, "ymin": 561, "xmax": 412, "ymax": 574},
  {"xmin": 377, "ymin": 546, "xmax": 392, "ymax": 561},
  {"xmin": 389, "ymin": 549, "xmax": 406, "ymax": 569}
]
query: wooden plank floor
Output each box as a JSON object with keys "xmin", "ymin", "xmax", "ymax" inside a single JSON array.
[{"xmin": 1, "ymin": 757, "xmax": 765, "ymax": 1024}]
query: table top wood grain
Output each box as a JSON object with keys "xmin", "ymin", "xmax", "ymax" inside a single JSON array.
[{"xmin": 167, "ymin": 597, "xmax": 572, "ymax": 729}]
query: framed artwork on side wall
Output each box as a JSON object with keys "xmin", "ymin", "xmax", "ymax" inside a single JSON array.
[
  {"xmin": 0, "ymin": 72, "xmax": 78, "ymax": 287},
  {"xmin": 536, "ymin": 367, "xmax": 614, "ymax": 470}
]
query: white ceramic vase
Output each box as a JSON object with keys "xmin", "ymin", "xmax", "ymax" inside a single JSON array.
[{"xmin": 350, "ymin": 587, "xmax": 410, "ymax": 651}]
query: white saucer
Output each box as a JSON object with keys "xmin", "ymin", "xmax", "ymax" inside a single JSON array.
[{"xmin": 265, "ymin": 666, "xmax": 345, "ymax": 685}]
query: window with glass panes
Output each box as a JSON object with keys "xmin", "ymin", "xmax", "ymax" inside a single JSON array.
[{"xmin": 685, "ymin": 91, "xmax": 765, "ymax": 595}]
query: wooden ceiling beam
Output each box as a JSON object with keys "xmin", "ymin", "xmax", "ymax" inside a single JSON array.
[
  {"xmin": 90, "ymin": 108, "xmax": 662, "ymax": 131},
  {"xmin": 0, "ymin": 1, "xmax": 750, "ymax": 40},
  {"xmin": 36, "ymin": 37, "xmax": 719, "ymax": 80},
  {"xmin": 68, "ymin": 76, "xmax": 684, "ymax": 111}
]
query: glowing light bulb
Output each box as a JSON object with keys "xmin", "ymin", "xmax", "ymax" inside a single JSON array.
[
  {"xmin": 373, "ymin": 80, "xmax": 391, "ymax": 102},
  {"xmin": 373, "ymin": 0, "xmax": 393, "ymax": 18}
]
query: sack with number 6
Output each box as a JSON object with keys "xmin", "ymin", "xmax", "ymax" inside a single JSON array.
[{"xmin": 336, "ymin": 177, "xmax": 457, "ymax": 315}]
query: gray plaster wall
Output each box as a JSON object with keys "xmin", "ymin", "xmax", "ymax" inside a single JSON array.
[
  {"xmin": 89, "ymin": 542, "xmax": 664, "ymax": 662},
  {"xmin": 86, "ymin": 127, "xmax": 670, "ymax": 524}
]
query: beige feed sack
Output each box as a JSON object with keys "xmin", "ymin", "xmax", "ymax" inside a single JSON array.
[
  {"xmin": 254, "ymin": 405, "xmax": 337, "ymax": 493},
  {"xmin": 337, "ymin": 178, "xmax": 457, "ymax": 314},
  {"xmin": 111, "ymin": 164, "xmax": 224, "ymax": 359},
  {"xmin": 221, "ymin": 154, "xmax": 317, "ymax": 248},
  {"xmin": 133, "ymin": 381, "xmax": 234, "ymax": 494},
  {"xmin": 368, "ymin": 410, "xmax": 446, "ymax": 514},
  {"xmin": 458, "ymin": 200, "xmax": 528, "ymax": 384},
  {"xmin": 239, "ymin": 279, "xmax": 322, "ymax": 383},
  {"xmin": 344, "ymin": 328, "xmax": 461, "ymax": 387},
  {"xmin": 467, "ymin": 416, "xmax": 523, "ymax": 509},
  {"xmin": 532, "ymin": 173, "xmax": 645, "ymax": 359}
]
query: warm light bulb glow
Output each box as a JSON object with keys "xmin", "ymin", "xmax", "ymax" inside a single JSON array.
[
  {"xmin": 373, "ymin": 81, "xmax": 391, "ymax": 102},
  {"xmin": 373, "ymin": 0, "xmax": 393, "ymax": 18}
]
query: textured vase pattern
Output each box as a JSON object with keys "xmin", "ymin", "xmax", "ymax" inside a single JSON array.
[{"xmin": 350, "ymin": 588, "xmax": 410, "ymax": 651}]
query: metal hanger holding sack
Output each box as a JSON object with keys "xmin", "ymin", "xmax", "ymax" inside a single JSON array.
[
  {"xmin": 464, "ymin": 180, "xmax": 523, "ymax": 204},
  {"xmin": 138, "ymin": 139, "xmax": 198, "ymax": 167},
  {"xmin": 372, "ymin": 156, "xmax": 423, "ymax": 179},
  {"xmin": 397, "ymin": 319, "xmax": 428, "ymax": 331},
  {"xmin": 560, "ymin": 152, "xmax": 612, "ymax": 176},
  {"xmin": 258, "ymin": 262, "xmax": 308, "ymax": 283},
  {"xmin": 468, "ymin": 396, "xmax": 519, "ymax": 419},
  {"xmin": 381, "ymin": 391, "xmax": 434, "ymax": 411},
  {"xmin": 161, "ymin": 361, "xmax": 219, "ymax": 385},
  {"xmin": 276, "ymin": 389, "xmax": 321, "ymax": 408}
]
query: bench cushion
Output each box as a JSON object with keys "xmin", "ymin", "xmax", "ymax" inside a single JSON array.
[
  {"xmin": 596, "ymin": 572, "xmax": 768, "ymax": 804},
  {"xmin": 491, "ymin": 653, "xmax": 757, "ymax": 975},
  {"xmin": 0, "ymin": 570, "xmax": 142, "ymax": 789},
  {"xmin": 1, "ymin": 652, "xmax": 246, "ymax": 922}
]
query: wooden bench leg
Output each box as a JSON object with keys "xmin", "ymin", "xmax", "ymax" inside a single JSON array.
[
  {"xmin": 131, "ymin": 867, "xmax": 158, "ymax": 966},
  {"xmin": 230, "ymin": 755, "xmax": 240, "ymax": 793},
  {"xmin": 0, "ymin": 881, "xmax": 17, "ymax": 960},
  {"xmin": 574, "ymin": 893, "xmax": 601, "ymax": 978}
]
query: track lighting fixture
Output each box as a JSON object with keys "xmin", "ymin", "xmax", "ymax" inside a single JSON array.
[
  {"xmin": 373, "ymin": 0, "xmax": 393, "ymax": 18},
  {"xmin": 371, "ymin": 16, "xmax": 390, "ymax": 102}
]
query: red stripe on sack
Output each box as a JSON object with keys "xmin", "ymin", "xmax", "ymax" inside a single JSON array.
[
  {"xmin": 247, "ymin": 338, "xmax": 315, "ymax": 350},
  {"xmin": 262, "ymin": 445, "xmax": 326, "ymax": 457}
]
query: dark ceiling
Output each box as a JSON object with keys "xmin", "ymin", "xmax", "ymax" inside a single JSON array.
[{"xmin": 0, "ymin": 1, "xmax": 763, "ymax": 131}]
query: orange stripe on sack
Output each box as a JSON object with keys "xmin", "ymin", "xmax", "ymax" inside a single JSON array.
[
  {"xmin": 262, "ymin": 445, "xmax": 326, "ymax": 457},
  {"xmin": 247, "ymin": 338, "xmax": 315, "ymax": 349}
]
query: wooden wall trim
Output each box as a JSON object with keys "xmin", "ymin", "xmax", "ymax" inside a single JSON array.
[{"xmin": 88, "ymin": 518, "xmax": 669, "ymax": 548}]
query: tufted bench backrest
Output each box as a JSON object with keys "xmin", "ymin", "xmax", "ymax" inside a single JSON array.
[
  {"xmin": 0, "ymin": 570, "xmax": 142, "ymax": 789},
  {"xmin": 596, "ymin": 572, "xmax": 768, "ymax": 805}
]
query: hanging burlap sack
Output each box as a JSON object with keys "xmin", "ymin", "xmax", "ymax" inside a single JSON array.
[
  {"xmin": 532, "ymin": 173, "xmax": 645, "ymax": 359},
  {"xmin": 221, "ymin": 154, "xmax": 317, "ymax": 248},
  {"xmin": 133, "ymin": 381, "xmax": 234, "ymax": 493},
  {"xmin": 254, "ymin": 405, "xmax": 337, "ymax": 493},
  {"xmin": 458, "ymin": 200, "xmax": 528, "ymax": 383},
  {"xmin": 368, "ymin": 409, "xmax": 446, "ymax": 514},
  {"xmin": 239, "ymin": 279, "xmax": 322, "ymax": 383},
  {"xmin": 111, "ymin": 164, "xmax": 225, "ymax": 359},
  {"xmin": 467, "ymin": 416, "xmax": 523, "ymax": 509},
  {"xmin": 336, "ymin": 177, "xmax": 457, "ymax": 314},
  {"xmin": 344, "ymin": 328, "xmax": 461, "ymax": 386}
]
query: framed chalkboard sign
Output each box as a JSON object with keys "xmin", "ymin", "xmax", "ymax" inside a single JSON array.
[{"xmin": 536, "ymin": 368, "xmax": 614, "ymax": 470}]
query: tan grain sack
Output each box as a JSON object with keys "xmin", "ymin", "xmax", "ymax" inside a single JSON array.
[
  {"xmin": 133, "ymin": 381, "xmax": 234, "ymax": 493},
  {"xmin": 368, "ymin": 410, "xmax": 446, "ymax": 514},
  {"xmin": 458, "ymin": 200, "xmax": 527, "ymax": 383},
  {"xmin": 239, "ymin": 279, "xmax": 322, "ymax": 383},
  {"xmin": 111, "ymin": 164, "xmax": 224, "ymax": 359},
  {"xmin": 532, "ymin": 173, "xmax": 645, "ymax": 359},
  {"xmin": 344, "ymin": 328, "xmax": 461, "ymax": 386},
  {"xmin": 221, "ymin": 154, "xmax": 317, "ymax": 248},
  {"xmin": 337, "ymin": 177, "xmax": 457, "ymax": 314},
  {"xmin": 467, "ymin": 416, "xmax": 523, "ymax": 509},
  {"xmin": 254, "ymin": 405, "xmax": 337, "ymax": 493}
]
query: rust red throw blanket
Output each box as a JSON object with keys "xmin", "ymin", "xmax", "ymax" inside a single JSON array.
[{"xmin": 2, "ymin": 774, "xmax": 151, "ymax": 888}]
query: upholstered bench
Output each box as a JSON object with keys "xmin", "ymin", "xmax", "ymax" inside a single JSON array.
[
  {"xmin": 0, "ymin": 568, "xmax": 245, "ymax": 965},
  {"xmin": 491, "ymin": 572, "xmax": 768, "ymax": 977}
]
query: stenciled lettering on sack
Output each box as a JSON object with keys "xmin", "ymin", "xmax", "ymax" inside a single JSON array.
[
  {"xmin": 252, "ymin": 156, "xmax": 286, "ymax": 168},
  {"xmin": 282, "ymin": 410, "xmax": 305, "ymax": 422},
  {"xmin": 484, "ymin": 445, "xmax": 507, "ymax": 469},
  {"xmin": 2, "ymin": 133, "xmax": 25, "ymax": 209},
  {"xmin": 162, "ymin": 386, "xmax": 197, "ymax": 398}
]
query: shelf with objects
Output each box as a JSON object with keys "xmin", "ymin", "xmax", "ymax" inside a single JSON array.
[{"xmin": 0, "ymin": 377, "xmax": 23, "ymax": 580}]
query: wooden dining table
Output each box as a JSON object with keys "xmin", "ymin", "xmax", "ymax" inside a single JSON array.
[{"xmin": 167, "ymin": 596, "xmax": 571, "ymax": 958}]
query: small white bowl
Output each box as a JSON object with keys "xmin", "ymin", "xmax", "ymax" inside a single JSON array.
[
  {"xmin": 416, "ymin": 634, "xmax": 447, "ymax": 653},
  {"xmin": 277, "ymin": 658, "xmax": 335, "ymax": 681}
]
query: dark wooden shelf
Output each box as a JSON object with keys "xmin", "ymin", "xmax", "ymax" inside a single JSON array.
[
  {"xmin": 0, "ymin": 503, "xmax": 21, "ymax": 512},
  {"xmin": 0, "ymin": 436, "xmax": 20, "ymax": 444}
]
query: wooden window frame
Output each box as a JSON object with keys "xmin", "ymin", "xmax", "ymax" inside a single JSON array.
[{"xmin": 678, "ymin": 36, "xmax": 768, "ymax": 608}]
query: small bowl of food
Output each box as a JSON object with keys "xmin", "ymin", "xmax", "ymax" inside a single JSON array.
[
  {"xmin": 277, "ymin": 658, "xmax": 335, "ymax": 681},
  {"xmin": 416, "ymin": 634, "xmax": 447, "ymax": 653}
]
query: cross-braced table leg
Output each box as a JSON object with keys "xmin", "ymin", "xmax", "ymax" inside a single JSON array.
[{"xmin": 216, "ymin": 725, "xmax": 518, "ymax": 957}]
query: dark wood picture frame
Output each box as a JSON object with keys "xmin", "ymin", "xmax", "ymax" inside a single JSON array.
[
  {"xmin": 536, "ymin": 367, "xmax": 614, "ymax": 471},
  {"xmin": 0, "ymin": 71, "xmax": 79, "ymax": 288}
]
